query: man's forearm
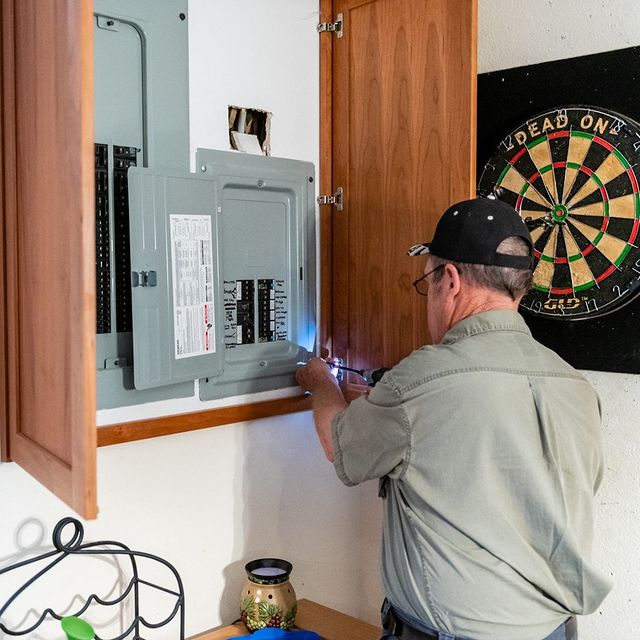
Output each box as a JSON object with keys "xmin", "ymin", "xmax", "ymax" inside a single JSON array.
[
  {"xmin": 310, "ymin": 377, "xmax": 347, "ymax": 463},
  {"xmin": 296, "ymin": 357, "xmax": 349, "ymax": 463}
]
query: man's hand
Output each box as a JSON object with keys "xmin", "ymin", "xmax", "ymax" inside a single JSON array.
[
  {"xmin": 296, "ymin": 357, "xmax": 338, "ymax": 394},
  {"xmin": 296, "ymin": 357, "xmax": 347, "ymax": 463}
]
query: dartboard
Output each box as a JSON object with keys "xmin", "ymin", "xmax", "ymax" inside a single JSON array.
[{"xmin": 478, "ymin": 105, "xmax": 640, "ymax": 320}]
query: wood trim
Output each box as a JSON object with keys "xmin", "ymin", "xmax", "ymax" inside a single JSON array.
[
  {"xmin": 11, "ymin": 432, "xmax": 73, "ymax": 499},
  {"xmin": 328, "ymin": 0, "xmax": 350, "ymax": 369},
  {"xmin": 76, "ymin": 0, "xmax": 98, "ymax": 518},
  {"xmin": 98, "ymin": 394, "xmax": 313, "ymax": 447},
  {"xmin": 450, "ymin": 0, "xmax": 478, "ymax": 202},
  {"xmin": 0, "ymin": 0, "xmax": 14, "ymax": 461},
  {"xmin": 319, "ymin": 0, "xmax": 333, "ymax": 356},
  {"xmin": 469, "ymin": 0, "xmax": 479, "ymax": 196}
]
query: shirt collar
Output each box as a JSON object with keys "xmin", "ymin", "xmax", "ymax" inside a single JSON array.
[{"xmin": 441, "ymin": 310, "xmax": 531, "ymax": 345}]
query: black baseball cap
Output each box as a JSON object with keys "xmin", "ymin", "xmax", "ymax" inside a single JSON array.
[{"xmin": 408, "ymin": 197, "xmax": 534, "ymax": 270}]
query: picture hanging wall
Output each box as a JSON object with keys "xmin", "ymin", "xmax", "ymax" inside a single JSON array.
[{"xmin": 477, "ymin": 47, "xmax": 640, "ymax": 373}]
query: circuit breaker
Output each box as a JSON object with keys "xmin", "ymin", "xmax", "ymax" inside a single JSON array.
[{"xmin": 94, "ymin": 1, "xmax": 315, "ymax": 408}]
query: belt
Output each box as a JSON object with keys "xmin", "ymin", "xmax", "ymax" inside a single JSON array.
[
  {"xmin": 380, "ymin": 600, "xmax": 437, "ymax": 640},
  {"xmin": 381, "ymin": 599, "xmax": 578, "ymax": 640}
]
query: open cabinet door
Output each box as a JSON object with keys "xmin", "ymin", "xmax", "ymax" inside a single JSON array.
[
  {"xmin": 1, "ymin": 1, "xmax": 97, "ymax": 518},
  {"xmin": 320, "ymin": 0, "xmax": 477, "ymax": 390}
]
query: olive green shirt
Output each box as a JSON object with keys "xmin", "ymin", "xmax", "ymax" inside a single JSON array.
[{"xmin": 332, "ymin": 310, "xmax": 611, "ymax": 640}]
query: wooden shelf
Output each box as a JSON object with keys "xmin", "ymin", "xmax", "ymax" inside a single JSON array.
[{"xmin": 189, "ymin": 598, "xmax": 379, "ymax": 640}]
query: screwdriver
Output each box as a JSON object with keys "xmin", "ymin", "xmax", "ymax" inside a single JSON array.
[{"xmin": 324, "ymin": 359, "xmax": 390, "ymax": 387}]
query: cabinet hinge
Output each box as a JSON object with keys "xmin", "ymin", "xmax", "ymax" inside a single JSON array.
[
  {"xmin": 316, "ymin": 186, "xmax": 344, "ymax": 211},
  {"xmin": 317, "ymin": 13, "xmax": 343, "ymax": 38}
]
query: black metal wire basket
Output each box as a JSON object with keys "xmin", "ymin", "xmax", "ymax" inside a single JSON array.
[{"xmin": 0, "ymin": 517, "xmax": 185, "ymax": 639}]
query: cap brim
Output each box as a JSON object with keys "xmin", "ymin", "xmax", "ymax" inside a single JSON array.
[{"xmin": 407, "ymin": 243, "xmax": 431, "ymax": 257}]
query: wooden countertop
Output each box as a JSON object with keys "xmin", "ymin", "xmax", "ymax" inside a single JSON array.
[{"xmin": 190, "ymin": 598, "xmax": 379, "ymax": 640}]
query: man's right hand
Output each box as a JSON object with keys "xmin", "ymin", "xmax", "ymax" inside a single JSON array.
[{"xmin": 296, "ymin": 357, "xmax": 339, "ymax": 394}]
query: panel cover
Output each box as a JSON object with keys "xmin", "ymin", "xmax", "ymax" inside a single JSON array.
[
  {"xmin": 195, "ymin": 149, "xmax": 316, "ymax": 400},
  {"xmin": 128, "ymin": 168, "xmax": 223, "ymax": 389}
]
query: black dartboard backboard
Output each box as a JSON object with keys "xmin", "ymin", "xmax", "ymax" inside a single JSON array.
[{"xmin": 477, "ymin": 46, "xmax": 640, "ymax": 373}]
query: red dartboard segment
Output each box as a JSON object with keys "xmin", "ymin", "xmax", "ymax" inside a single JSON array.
[
  {"xmin": 478, "ymin": 105, "xmax": 640, "ymax": 319},
  {"xmin": 595, "ymin": 264, "xmax": 618, "ymax": 284},
  {"xmin": 592, "ymin": 135, "xmax": 615, "ymax": 152},
  {"xmin": 510, "ymin": 147, "xmax": 528, "ymax": 164}
]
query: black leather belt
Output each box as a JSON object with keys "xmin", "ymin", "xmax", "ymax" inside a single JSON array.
[
  {"xmin": 381, "ymin": 599, "xmax": 577, "ymax": 640},
  {"xmin": 394, "ymin": 625, "xmax": 437, "ymax": 640},
  {"xmin": 380, "ymin": 600, "xmax": 438, "ymax": 640}
]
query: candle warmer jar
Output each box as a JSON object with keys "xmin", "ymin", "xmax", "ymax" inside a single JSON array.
[{"xmin": 240, "ymin": 558, "xmax": 297, "ymax": 632}]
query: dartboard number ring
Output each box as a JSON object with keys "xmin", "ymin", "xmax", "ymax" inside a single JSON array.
[{"xmin": 478, "ymin": 106, "xmax": 640, "ymax": 320}]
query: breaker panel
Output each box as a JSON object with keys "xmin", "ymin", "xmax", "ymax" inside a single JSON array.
[
  {"xmin": 94, "ymin": 0, "xmax": 193, "ymax": 408},
  {"xmin": 94, "ymin": 1, "xmax": 315, "ymax": 408},
  {"xmin": 127, "ymin": 150, "xmax": 315, "ymax": 397}
]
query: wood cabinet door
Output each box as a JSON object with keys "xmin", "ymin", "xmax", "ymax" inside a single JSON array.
[
  {"xmin": 320, "ymin": 0, "xmax": 477, "ymax": 384},
  {"xmin": 1, "ymin": 0, "xmax": 97, "ymax": 518}
]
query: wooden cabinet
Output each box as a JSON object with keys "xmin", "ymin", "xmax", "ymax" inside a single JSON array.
[{"xmin": 1, "ymin": 0, "xmax": 476, "ymax": 517}]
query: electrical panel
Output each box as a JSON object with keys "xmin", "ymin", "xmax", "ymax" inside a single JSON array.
[
  {"xmin": 128, "ymin": 151, "xmax": 315, "ymax": 397},
  {"xmin": 196, "ymin": 150, "xmax": 315, "ymax": 400},
  {"xmin": 94, "ymin": 1, "xmax": 315, "ymax": 409}
]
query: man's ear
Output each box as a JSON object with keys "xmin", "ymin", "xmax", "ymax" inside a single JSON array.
[{"xmin": 443, "ymin": 263, "xmax": 462, "ymax": 296}]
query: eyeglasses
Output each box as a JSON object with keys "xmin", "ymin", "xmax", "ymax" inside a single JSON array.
[{"xmin": 412, "ymin": 264, "xmax": 446, "ymax": 296}]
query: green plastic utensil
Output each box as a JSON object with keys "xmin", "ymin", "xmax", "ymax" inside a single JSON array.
[{"xmin": 61, "ymin": 616, "xmax": 95, "ymax": 640}]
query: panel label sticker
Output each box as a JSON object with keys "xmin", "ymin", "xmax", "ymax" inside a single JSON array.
[{"xmin": 169, "ymin": 214, "xmax": 216, "ymax": 359}]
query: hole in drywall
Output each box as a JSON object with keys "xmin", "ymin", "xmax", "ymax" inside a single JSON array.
[{"xmin": 228, "ymin": 105, "xmax": 271, "ymax": 155}]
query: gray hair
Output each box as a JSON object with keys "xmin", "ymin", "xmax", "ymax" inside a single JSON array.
[{"xmin": 431, "ymin": 236, "xmax": 533, "ymax": 300}]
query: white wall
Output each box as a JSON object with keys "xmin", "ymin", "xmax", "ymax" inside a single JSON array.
[
  {"xmin": 479, "ymin": 0, "xmax": 640, "ymax": 74},
  {"xmin": 1, "ymin": 2, "xmax": 638, "ymax": 639},
  {"xmin": 479, "ymin": 1, "xmax": 640, "ymax": 636}
]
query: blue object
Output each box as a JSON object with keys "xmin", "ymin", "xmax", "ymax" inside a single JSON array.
[{"xmin": 230, "ymin": 629, "xmax": 320, "ymax": 640}]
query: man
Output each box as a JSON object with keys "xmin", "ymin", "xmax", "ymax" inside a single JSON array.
[{"xmin": 296, "ymin": 198, "xmax": 611, "ymax": 640}]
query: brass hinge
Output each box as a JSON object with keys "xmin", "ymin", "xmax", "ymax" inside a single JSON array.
[
  {"xmin": 317, "ymin": 13, "xmax": 343, "ymax": 38},
  {"xmin": 316, "ymin": 186, "xmax": 343, "ymax": 211}
]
